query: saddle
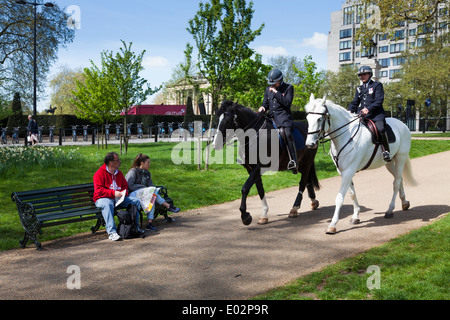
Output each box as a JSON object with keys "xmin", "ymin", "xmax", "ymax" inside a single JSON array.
[
  {"xmin": 363, "ymin": 119, "xmax": 396, "ymax": 144},
  {"xmin": 272, "ymin": 121, "xmax": 305, "ymax": 150}
]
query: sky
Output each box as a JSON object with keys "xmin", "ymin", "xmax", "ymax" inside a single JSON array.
[{"xmin": 41, "ymin": 0, "xmax": 346, "ymax": 112}]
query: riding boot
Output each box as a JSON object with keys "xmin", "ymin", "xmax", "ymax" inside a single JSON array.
[
  {"xmin": 380, "ymin": 133, "xmax": 391, "ymax": 162},
  {"xmin": 286, "ymin": 137, "xmax": 298, "ymax": 174}
]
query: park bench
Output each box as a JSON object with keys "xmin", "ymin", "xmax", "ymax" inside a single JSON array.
[
  {"xmin": 11, "ymin": 183, "xmax": 174, "ymax": 250},
  {"xmin": 11, "ymin": 183, "xmax": 107, "ymax": 250}
]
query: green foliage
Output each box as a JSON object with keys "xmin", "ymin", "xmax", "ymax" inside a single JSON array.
[
  {"xmin": 292, "ymin": 56, "xmax": 325, "ymax": 111},
  {"xmin": 223, "ymin": 53, "xmax": 272, "ymax": 109},
  {"xmin": 186, "ymin": 0, "xmax": 265, "ymax": 110},
  {"xmin": 321, "ymin": 65, "xmax": 360, "ymax": 108},
  {"xmin": 0, "ymin": 146, "xmax": 81, "ymax": 177}
]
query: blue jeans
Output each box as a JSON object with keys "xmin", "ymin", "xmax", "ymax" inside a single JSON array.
[
  {"xmin": 95, "ymin": 196, "xmax": 140, "ymax": 235},
  {"xmin": 128, "ymin": 190, "xmax": 165, "ymax": 221}
]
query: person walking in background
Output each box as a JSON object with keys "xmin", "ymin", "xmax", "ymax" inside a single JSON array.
[{"xmin": 27, "ymin": 115, "xmax": 38, "ymax": 145}]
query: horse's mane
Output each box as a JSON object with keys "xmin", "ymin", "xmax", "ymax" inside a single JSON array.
[
  {"xmin": 217, "ymin": 100, "xmax": 257, "ymax": 118},
  {"xmin": 305, "ymin": 98, "xmax": 353, "ymax": 120}
]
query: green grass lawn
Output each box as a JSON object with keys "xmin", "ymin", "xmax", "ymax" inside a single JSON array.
[
  {"xmin": 0, "ymin": 138, "xmax": 449, "ymax": 251},
  {"xmin": 253, "ymin": 213, "xmax": 449, "ymax": 300}
]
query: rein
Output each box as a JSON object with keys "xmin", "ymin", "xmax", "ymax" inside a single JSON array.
[{"xmin": 307, "ymin": 104, "xmax": 364, "ymax": 169}]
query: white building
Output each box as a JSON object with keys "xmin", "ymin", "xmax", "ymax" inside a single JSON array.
[{"xmin": 327, "ymin": 0, "xmax": 449, "ymax": 83}]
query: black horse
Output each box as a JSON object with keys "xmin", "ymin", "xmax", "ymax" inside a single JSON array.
[{"xmin": 213, "ymin": 100, "xmax": 320, "ymax": 226}]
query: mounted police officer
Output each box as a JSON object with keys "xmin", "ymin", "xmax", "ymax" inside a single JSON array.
[
  {"xmin": 349, "ymin": 66, "xmax": 391, "ymax": 162},
  {"xmin": 258, "ymin": 68, "xmax": 297, "ymax": 173}
]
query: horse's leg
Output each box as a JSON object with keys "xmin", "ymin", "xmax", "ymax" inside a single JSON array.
[
  {"xmin": 239, "ymin": 165, "xmax": 261, "ymax": 225},
  {"xmin": 327, "ymin": 171, "xmax": 353, "ymax": 234},
  {"xmin": 348, "ymin": 180, "xmax": 361, "ymax": 224},
  {"xmin": 384, "ymin": 157, "xmax": 408, "ymax": 218},
  {"xmin": 289, "ymin": 173, "xmax": 306, "ymax": 218},
  {"xmin": 307, "ymin": 182, "xmax": 319, "ymax": 211},
  {"xmin": 255, "ymin": 174, "xmax": 269, "ymax": 224}
]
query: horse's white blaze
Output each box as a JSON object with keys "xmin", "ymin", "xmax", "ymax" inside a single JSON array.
[{"xmin": 304, "ymin": 97, "xmax": 417, "ymax": 233}]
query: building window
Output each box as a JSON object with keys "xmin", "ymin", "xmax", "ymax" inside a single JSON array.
[
  {"xmin": 380, "ymin": 58, "xmax": 390, "ymax": 68},
  {"xmin": 417, "ymin": 38, "xmax": 426, "ymax": 47},
  {"xmin": 340, "ymin": 28, "xmax": 352, "ymax": 38},
  {"xmin": 409, "ymin": 28, "xmax": 416, "ymax": 36},
  {"xmin": 379, "ymin": 34, "xmax": 388, "ymax": 41},
  {"xmin": 379, "ymin": 46, "xmax": 388, "ymax": 53},
  {"xmin": 392, "ymin": 30, "xmax": 405, "ymax": 40},
  {"xmin": 339, "ymin": 52, "xmax": 352, "ymax": 61},
  {"xmin": 389, "ymin": 69, "xmax": 401, "ymax": 79},
  {"xmin": 340, "ymin": 40, "xmax": 352, "ymax": 50},
  {"xmin": 392, "ymin": 57, "xmax": 406, "ymax": 66},
  {"xmin": 343, "ymin": 7, "xmax": 354, "ymax": 25},
  {"xmin": 380, "ymin": 71, "xmax": 388, "ymax": 78},
  {"xmin": 418, "ymin": 23, "xmax": 433, "ymax": 35},
  {"xmin": 390, "ymin": 43, "xmax": 405, "ymax": 53},
  {"xmin": 409, "ymin": 42, "xmax": 416, "ymax": 49}
]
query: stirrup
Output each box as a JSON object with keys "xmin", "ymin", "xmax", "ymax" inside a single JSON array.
[
  {"xmin": 383, "ymin": 151, "xmax": 391, "ymax": 162},
  {"xmin": 287, "ymin": 160, "xmax": 297, "ymax": 170}
]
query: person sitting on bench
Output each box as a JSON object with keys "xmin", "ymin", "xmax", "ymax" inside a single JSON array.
[
  {"xmin": 93, "ymin": 152, "xmax": 141, "ymax": 241},
  {"xmin": 126, "ymin": 153, "xmax": 180, "ymax": 232}
]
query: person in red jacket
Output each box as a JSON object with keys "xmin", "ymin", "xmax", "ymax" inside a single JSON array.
[{"xmin": 93, "ymin": 152, "xmax": 141, "ymax": 241}]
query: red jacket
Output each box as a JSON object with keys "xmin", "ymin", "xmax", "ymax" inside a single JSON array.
[{"xmin": 93, "ymin": 164, "xmax": 129, "ymax": 202}]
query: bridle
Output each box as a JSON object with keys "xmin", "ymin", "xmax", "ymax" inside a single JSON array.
[
  {"xmin": 307, "ymin": 102, "xmax": 364, "ymax": 170},
  {"xmin": 307, "ymin": 103, "xmax": 361, "ymax": 143}
]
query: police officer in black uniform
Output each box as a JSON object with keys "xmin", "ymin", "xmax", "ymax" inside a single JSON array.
[
  {"xmin": 258, "ymin": 68, "xmax": 297, "ymax": 172},
  {"xmin": 349, "ymin": 66, "xmax": 391, "ymax": 162}
]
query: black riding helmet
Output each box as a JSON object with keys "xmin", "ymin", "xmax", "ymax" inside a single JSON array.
[
  {"xmin": 267, "ymin": 68, "xmax": 283, "ymax": 85},
  {"xmin": 357, "ymin": 65, "xmax": 373, "ymax": 78}
]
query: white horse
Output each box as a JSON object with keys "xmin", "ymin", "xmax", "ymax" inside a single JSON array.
[{"xmin": 305, "ymin": 94, "xmax": 417, "ymax": 234}]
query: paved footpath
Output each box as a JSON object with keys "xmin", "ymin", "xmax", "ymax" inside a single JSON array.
[{"xmin": 0, "ymin": 151, "xmax": 449, "ymax": 300}]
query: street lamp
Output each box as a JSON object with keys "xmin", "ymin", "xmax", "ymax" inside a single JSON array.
[{"xmin": 15, "ymin": 0, "xmax": 55, "ymax": 116}]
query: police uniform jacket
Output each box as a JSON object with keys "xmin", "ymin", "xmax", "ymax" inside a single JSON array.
[
  {"xmin": 262, "ymin": 82, "xmax": 294, "ymax": 128},
  {"xmin": 348, "ymin": 79, "xmax": 386, "ymax": 122}
]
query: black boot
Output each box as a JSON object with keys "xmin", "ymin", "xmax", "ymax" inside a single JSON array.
[
  {"xmin": 286, "ymin": 137, "xmax": 298, "ymax": 173},
  {"xmin": 381, "ymin": 133, "xmax": 391, "ymax": 162}
]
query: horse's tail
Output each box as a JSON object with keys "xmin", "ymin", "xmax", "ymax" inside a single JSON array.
[
  {"xmin": 403, "ymin": 157, "xmax": 418, "ymax": 187},
  {"xmin": 309, "ymin": 162, "xmax": 321, "ymax": 191}
]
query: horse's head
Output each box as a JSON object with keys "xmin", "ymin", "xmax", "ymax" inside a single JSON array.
[
  {"xmin": 213, "ymin": 100, "xmax": 238, "ymax": 150},
  {"xmin": 305, "ymin": 93, "xmax": 329, "ymax": 149}
]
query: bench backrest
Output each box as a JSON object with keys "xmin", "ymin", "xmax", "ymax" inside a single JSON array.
[{"xmin": 11, "ymin": 183, "xmax": 97, "ymax": 216}]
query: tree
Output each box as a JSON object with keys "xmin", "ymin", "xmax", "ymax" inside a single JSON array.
[
  {"xmin": 222, "ymin": 53, "xmax": 272, "ymax": 109},
  {"xmin": 292, "ymin": 56, "xmax": 325, "ymax": 111},
  {"xmin": 267, "ymin": 55, "xmax": 305, "ymax": 85},
  {"xmin": 6, "ymin": 92, "xmax": 23, "ymax": 128},
  {"xmin": 397, "ymin": 39, "xmax": 450, "ymax": 125},
  {"xmin": 103, "ymin": 41, "xmax": 160, "ymax": 152},
  {"xmin": 186, "ymin": 0, "xmax": 265, "ymax": 111},
  {"xmin": 72, "ymin": 41, "xmax": 159, "ymax": 152},
  {"xmin": 351, "ymin": 0, "xmax": 449, "ymax": 47},
  {"xmin": 0, "ymin": 0, "xmax": 75, "ymax": 105},
  {"xmin": 320, "ymin": 65, "xmax": 360, "ymax": 108},
  {"xmin": 49, "ymin": 66, "xmax": 84, "ymax": 115}
]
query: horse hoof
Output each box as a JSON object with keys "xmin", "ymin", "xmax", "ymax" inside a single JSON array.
[
  {"xmin": 242, "ymin": 214, "xmax": 252, "ymax": 226},
  {"xmin": 289, "ymin": 207, "xmax": 299, "ymax": 218},
  {"xmin": 326, "ymin": 227, "xmax": 337, "ymax": 234},
  {"xmin": 257, "ymin": 218, "xmax": 269, "ymax": 225},
  {"xmin": 402, "ymin": 201, "xmax": 410, "ymax": 211},
  {"xmin": 350, "ymin": 218, "xmax": 360, "ymax": 225},
  {"xmin": 384, "ymin": 212, "xmax": 394, "ymax": 219},
  {"xmin": 311, "ymin": 200, "xmax": 319, "ymax": 210}
]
